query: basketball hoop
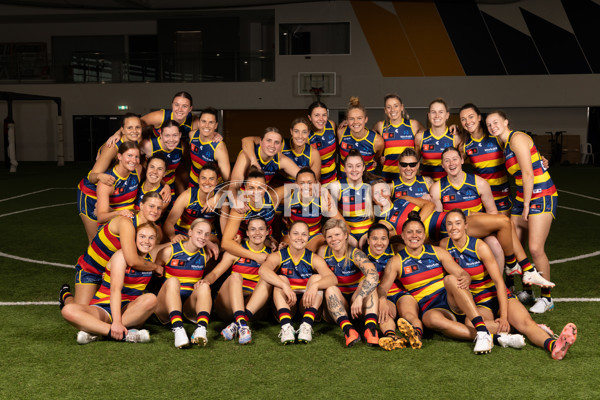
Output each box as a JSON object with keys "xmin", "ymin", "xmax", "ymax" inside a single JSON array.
[{"xmin": 310, "ymin": 87, "xmax": 324, "ymax": 101}]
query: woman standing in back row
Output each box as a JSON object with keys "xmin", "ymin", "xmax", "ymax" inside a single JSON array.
[{"xmin": 486, "ymin": 111, "xmax": 558, "ymax": 314}]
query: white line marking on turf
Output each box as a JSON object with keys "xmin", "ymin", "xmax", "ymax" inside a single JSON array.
[
  {"xmin": 558, "ymin": 190, "xmax": 600, "ymax": 201},
  {"xmin": 0, "ymin": 189, "xmax": 54, "ymax": 202},
  {"xmin": 0, "ymin": 302, "xmax": 58, "ymax": 306},
  {"xmin": 0, "ymin": 251, "xmax": 74, "ymax": 269},
  {"xmin": 553, "ymin": 298, "xmax": 600, "ymax": 302},
  {"xmin": 550, "ymin": 250, "xmax": 600, "ymax": 264},
  {"xmin": 0, "ymin": 202, "xmax": 76, "ymax": 219},
  {"xmin": 557, "ymin": 206, "xmax": 600, "ymax": 217}
]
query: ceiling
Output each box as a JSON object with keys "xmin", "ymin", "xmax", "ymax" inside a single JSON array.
[{"xmin": 0, "ymin": 0, "xmax": 521, "ymax": 11}]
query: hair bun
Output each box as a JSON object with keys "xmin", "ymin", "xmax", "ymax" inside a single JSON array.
[{"xmin": 407, "ymin": 210, "xmax": 421, "ymax": 221}]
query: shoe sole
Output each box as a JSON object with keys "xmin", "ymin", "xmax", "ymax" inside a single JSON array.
[
  {"xmin": 378, "ymin": 336, "xmax": 407, "ymax": 351},
  {"xmin": 346, "ymin": 338, "xmax": 360, "ymax": 348},
  {"xmin": 176, "ymin": 342, "xmax": 191, "ymax": 349},
  {"xmin": 552, "ymin": 323, "xmax": 577, "ymax": 360},
  {"xmin": 221, "ymin": 332, "xmax": 236, "ymax": 341},
  {"xmin": 397, "ymin": 318, "xmax": 422, "ymax": 349},
  {"xmin": 191, "ymin": 337, "xmax": 207, "ymax": 347},
  {"xmin": 522, "ymin": 276, "xmax": 555, "ymax": 288},
  {"xmin": 239, "ymin": 338, "xmax": 252, "ymax": 345},
  {"xmin": 474, "ymin": 348, "xmax": 492, "ymax": 354},
  {"xmin": 281, "ymin": 340, "xmax": 295, "ymax": 345},
  {"xmin": 505, "ymin": 269, "xmax": 522, "ymax": 276},
  {"xmin": 297, "ymin": 338, "xmax": 312, "ymax": 344}
]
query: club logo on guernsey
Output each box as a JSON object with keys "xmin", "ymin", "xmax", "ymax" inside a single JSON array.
[
  {"xmin": 467, "ymin": 148, "xmax": 477, "ymax": 155},
  {"xmin": 443, "ymin": 195, "xmax": 456, "ymax": 202},
  {"xmin": 404, "ymin": 265, "xmax": 418, "ymax": 274}
]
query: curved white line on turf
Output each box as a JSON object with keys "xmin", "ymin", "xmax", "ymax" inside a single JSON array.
[
  {"xmin": 549, "ymin": 250, "xmax": 600, "ymax": 264},
  {"xmin": 0, "ymin": 202, "xmax": 76, "ymax": 219},
  {"xmin": 0, "ymin": 301, "xmax": 58, "ymax": 306},
  {"xmin": 557, "ymin": 206, "xmax": 600, "ymax": 217},
  {"xmin": 558, "ymin": 190, "xmax": 600, "ymax": 201},
  {"xmin": 0, "ymin": 251, "xmax": 74, "ymax": 269},
  {"xmin": 0, "ymin": 188, "xmax": 53, "ymax": 202}
]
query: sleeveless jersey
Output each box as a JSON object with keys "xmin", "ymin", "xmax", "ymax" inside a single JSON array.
[
  {"xmin": 504, "ymin": 131, "xmax": 557, "ymax": 202},
  {"xmin": 323, "ymin": 246, "xmax": 363, "ymax": 294},
  {"xmin": 338, "ymin": 178, "xmax": 373, "ymax": 239},
  {"xmin": 446, "ymin": 236, "xmax": 496, "ymax": 305},
  {"xmin": 339, "ymin": 127, "xmax": 378, "ymax": 173},
  {"xmin": 288, "ymin": 190, "xmax": 323, "ymax": 237},
  {"xmin": 240, "ymin": 191, "xmax": 275, "ymax": 235},
  {"xmin": 397, "ymin": 244, "xmax": 445, "ymax": 311},
  {"xmin": 174, "ymin": 187, "xmax": 219, "ymax": 235},
  {"xmin": 149, "ymin": 135, "xmax": 183, "ymax": 187},
  {"xmin": 381, "ymin": 119, "xmax": 415, "ymax": 180},
  {"xmin": 134, "ymin": 182, "xmax": 165, "ymax": 211},
  {"xmin": 309, "ymin": 120, "xmax": 337, "ymax": 184},
  {"xmin": 281, "ymin": 139, "xmax": 312, "ymax": 183},
  {"xmin": 77, "ymin": 214, "xmax": 141, "ymax": 276},
  {"xmin": 376, "ymin": 198, "xmax": 419, "ymax": 236},
  {"xmin": 422, "ymin": 211, "xmax": 448, "ymax": 242},
  {"xmin": 189, "ymin": 131, "xmax": 222, "ymax": 187},
  {"xmin": 420, "ymin": 128, "xmax": 454, "ymax": 181},
  {"xmin": 439, "ymin": 173, "xmax": 483, "ymax": 214},
  {"xmin": 105, "ymin": 166, "xmax": 139, "ymax": 211},
  {"xmin": 391, "ymin": 175, "xmax": 430, "ymax": 199},
  {"xmin": 164, "ymin": 241, "xmax": 207, "ymax": 294},
  {"xmin": 463, "ymin": 134, "xmax": 511, "ymax": 205},
  {"xmin": 78, "ymin": 173, "xmax": 98, "ymax": 201},
  {"xmin": 366, "ymin": 245, "xmax": 401, "ymax": 297},
  {"xmin": 89, "ymin": 252, "xmax": 153, "ymax": 307},
  {"xmin": 277, "ymin": 247, "xmax": 315, "ymax": 291},
  {"xmin": 254, "ymin": 143, "xmax": 281, "ymax": 184},
  {"xmin": 159, "ymin": 109, "xmax": 194, "ymax": 137},
  {"xmin": 231, "ymin": 240, "xmax": 271, "ymax": 292}
]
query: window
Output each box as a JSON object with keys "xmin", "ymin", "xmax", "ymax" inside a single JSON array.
[{"xmin": 279, "ymin": 23, "xmax": 350, "ymax": 55}]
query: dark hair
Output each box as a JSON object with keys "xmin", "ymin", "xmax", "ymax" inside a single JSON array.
[
  {"xmin": 161, "ymin": 119, "xmax": 183, "ymax": 133},
  {"xmin": 141, "ymin": 191, "xmax": 162, "ymax": 203},
  {"xmin": 429, "ymin": 98, "xmax": 449, "ymax": 112},
  {"xmin": 199, "ymin": 162, "xmax": 219, "ymax": 176},
  {"xmin": 146, "ymin": 154, "xmax": 167, "ymax": 169},
  {"xmin": 247, "ymin": 217, "xmax": 267, "ymax": 228},
  {"xmin": 402, "ymin": 210, "xmax": 425, "ymax": 231},
  {"xmin": 458, "ymin": 103, "xmax": 487, "ymax": 139},
  {"xmin": 344, "ymin": 148, "xmax": 364, "ymax": 166},
  {"xmin": 296, "ymin": 166, "xmax": 316, "ymax": 180},
  {"xmin": 118, "ymin": 140, "xmax": 140, "ymax": 155},
  {"xmin": 290, "ymin": 117, "xmax": 310, "ymax": 130},
  {"xmin": 308, "ymin": 101, "xmax": 328, "ymax": 115},
  {"xmin": 446, "ymin": 208, "xmax": 467, "ymax": 222},
  {"xmin": 247, "ymin": 168, "xmax": 266, "ymax": 182},
  {"xmin": 367, "ymin": 222, "xmax": 389, "ymax": 238},
  {"xmin": 263, "ymin": 127, "xmax": 281, "ymax": 137},
  {"xmin": 172, "ymin": 91, "xmax": 193, "ymax": 107},
  {"xmin": 399, "ymin": 148, "xmax": 419, "ymax": 162},
  {"xmin": 289, "ymin": 220, "xmax": 309, "ymax": 233},
  {"xmin": 487, "ymin": 110, "xmax": 510, "ymax": 127},
  {"xmin": 384, "ymin": 93, "xmax": 402, "ymax": 104},
  {"xmin": 121, "ymin": 112, "xmax": 141, "ymax": 127},
  {"xmin": 441, "ymin": 146, "xmax": 460, "ymax": 158},
  {"xmin": 200, "ymin": 107, "xmax": 219, "ymax": 123}
]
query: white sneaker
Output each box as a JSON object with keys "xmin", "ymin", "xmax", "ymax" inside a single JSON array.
[
  {"xmin": 522, "ymin": 270, "xmax": 555, "ymax": 287},
  {"xmin": 221, "ymin": 322, "xmax": 238, "ymax": 341},
  {"xmin": 125, "ymin": 329, "xmax": 151, "ymax": 343},
  {"xmin": 238, "ymin": 324, "xmax": 252, "ymax": 345},
  {"xmin": 529, "ymin": 297, "xmax": 555, "ymax": 314},
  {"xmin": 191, "ymin": 326, "xmax": 208, "ymax": 346},
  {"xmin": 497, "ymin": 333, "xmax": 526, "ymax": 349},
  {"xmin": 297, "ymin": 322, "xmax": 313, "ymax": 343},
  {"xmin": 278, "ymin": 323, "xmax": 295, "ymax": 345},
  {"xmin": 77, "ymin": 330, "xmax": 99, "ymax": 345},
  {"xmin": 473, "ymin": 331, "xmax": 493, "ymax": 354},
  {"xmin": 173, "ymin": 326, "xmax": 190, "ymax": 349},
  {"xmin": 517, "ymin": 290, "xmax": 535, "ymax": 305},
  {"xmin": 504, "ymin": 264, "xmax": 522, "ymax": 276}
]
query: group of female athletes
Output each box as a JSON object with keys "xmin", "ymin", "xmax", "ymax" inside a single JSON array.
[{"xmin": 59, "ymin": 91, "xmax": 577, "ymax": 360}]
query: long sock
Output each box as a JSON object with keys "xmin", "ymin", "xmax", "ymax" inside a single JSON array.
[
  {"xmin": 505, "ymin": 254, "xmax": 518, "ymax": 270},
  {"xmin": 196, "ymin": 311, "xmax": 210, "ymax": 328},
  {"xmin": 414, "ymin": 326, "xmax": 423, "ymax": 339},
  {"xmin": 541, "ymin": 287, "xmax": 552, "ymax": 301},
  {"xmin": 544, "ymin": 337, "xmax": 556, "ymax": 353},
  {"xmin": 505, "ymin": 275, "xmax": 515, "ymax": 289},
  {"xmin": 302, "ymin": 307, "xmax": 317, "ymax": 327},
  {"xmin": 61, "ymin": 291, "xmax": 73, "ymax": 303},
  {"xmin": 383, "ymin": 329, "xmax": 395, "ymax": 337},
  {"xmin": 336, "ymin": 316, "xmax": 354, "ymax": 336},
  {"xmin": 170, "ymin": 310, "xmax": 184, "ymax": 329},
  {"xmin": 245, "ymin": 309, "xmax": 254, "ymax": 321},
  {"xmin": 234, "ymin": 310, "xmax": 248, "ymax": 327},
  {"xmin": 519, "ymin": 256, "xmax": 534, "ymax": 273},
  {"xmin": 471, "ymin": 316, "xmax": 489, "ymax": 334},
  {"xmin": 277, "ymin": 308, "xmax": 292, "ymax": 327},
  {"xmin": 364, "ymin": 313, "xmax": 378, "ymax": 333}
]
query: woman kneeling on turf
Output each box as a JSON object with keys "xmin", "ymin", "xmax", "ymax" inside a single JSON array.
[
  {"xmin": 212, "ymin": 218, "xmax": 273, "ymax": 345},
  {"xmin": 441, "ymin": 209, "xmax": 576, "ymax": 359},
  {"xmin": 154, "ymin": 218, "xmax": 216, "ymax": 348},
  {"xmin": 259, "ymin": 221, "xmax": 337, "ymax": 344},
  {"xmin": 61, "ymin": 222, "xmax": 160, "ymax": 344}
]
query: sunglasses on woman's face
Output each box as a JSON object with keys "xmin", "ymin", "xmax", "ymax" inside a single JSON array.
[{"xmin": 399, "ymin": 162, "xmax": 418, "ymax": 168}]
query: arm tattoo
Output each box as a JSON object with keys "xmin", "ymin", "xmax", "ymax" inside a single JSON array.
[{"xmin": 327, "ymin": 294, "xmax": 344, "ymax": 320}]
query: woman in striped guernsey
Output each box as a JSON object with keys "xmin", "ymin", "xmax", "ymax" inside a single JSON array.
[
  {"xmin": 134, "ymin": 155, "xmax": 167, "ymax": 211},
  {"xmin": 388, "ymin": 148, "xmax": 433, "ymax": 201},
  {"xmin": 278, "ymin": 118, "xmax": 321, "ymax": 184},
  {"xmin": 373, "ymin": 94, "xmax": 425, "ymax": 182},
  {"xmin": 259, "ymin": 221, "xmax": 337, "ymax": 344},
  {"xmin": 155, "ymin": 218, "xmax": 217, "ymax": 348},
  {"xmin": 307, "ymin": 101, "xmax": 338, "ymax": 185},
  {"xmin": 440, "ymin": 209, "xmax": 577, "ymax": 360},
  {"xmin": 61, "ymin": 222, "xmax": 160, "ymax": 345},
  {"xmin": 487, "ymin": 111, "xmax": 558, "ymax": 314},
  {"xmin": 318, "ymin": 219, "xmax": 380, "ymax": 347},
  {"xmin": 95, "ymin": 141, "xmax": 142, "ymax": 225},
  {"xmin": 212, "ymin": 218, "xmax": 273, "ymax": 345}
]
